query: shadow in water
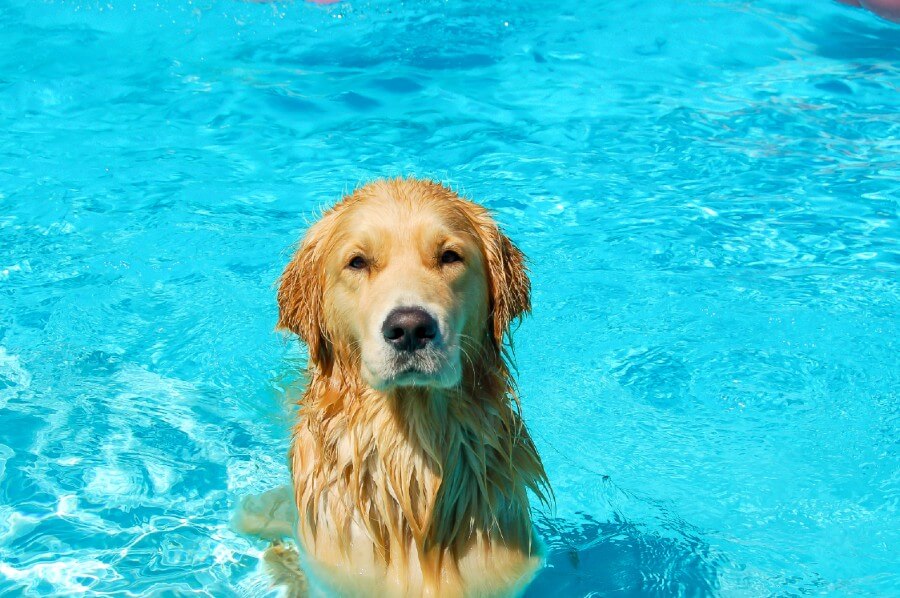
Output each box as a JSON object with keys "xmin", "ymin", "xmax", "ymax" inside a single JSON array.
[
  {"xmin": 806, "ymin": 16, "xmax": 900, "ymax": 61},
  {"xmin": 526, "ymin": 512, "xmax": 719, "ymax": 597}
]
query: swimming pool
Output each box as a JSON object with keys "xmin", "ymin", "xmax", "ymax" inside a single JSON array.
[{"xmin": 1, "ymin": 0, "xmax": 897, "ymax": 594}]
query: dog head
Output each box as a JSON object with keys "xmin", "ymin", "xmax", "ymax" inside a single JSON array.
[{"xmin": 277, "ymin": 178, "xmax": 529, "ymax": 391}]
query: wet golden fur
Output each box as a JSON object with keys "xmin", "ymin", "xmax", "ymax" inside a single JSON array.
[{"xmin": 244, "ymin": 178, "xmax": 549, "ymax": 596}]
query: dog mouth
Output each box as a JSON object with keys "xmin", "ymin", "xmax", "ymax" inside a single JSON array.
[
  {"xmin": 381, "ymin": 348, "xmax": 450, "ymax": 386},
  {"xmin": 363, "ymin": 341, "xmax": 461, "ymax": 391},
  {"xmin": 390, "ymin": 369, "xmax": 441, "ymax": 387}
]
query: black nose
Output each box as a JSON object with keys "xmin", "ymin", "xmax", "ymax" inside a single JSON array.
[{"xmin": 381, "ymin": 307, "xmax": 438, "ymax": 352}]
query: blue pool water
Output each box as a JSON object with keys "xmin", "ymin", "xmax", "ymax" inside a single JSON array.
[{"xmin": 1, "ymin": 0, "xmax": 898, "ymax": 595}]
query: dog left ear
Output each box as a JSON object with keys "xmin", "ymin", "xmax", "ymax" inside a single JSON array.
[
  {"xmin": 473, "ymin": 210, "xmax": 531, "ymax": 344},
  {"xmin": 277, "ymin": 219, "xmax": 332, "ymax": 367}
]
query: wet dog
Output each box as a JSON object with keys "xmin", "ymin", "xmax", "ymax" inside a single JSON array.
[{"xmin": 237, "ymin": 178, "xmax": 548, "ymax": 597}]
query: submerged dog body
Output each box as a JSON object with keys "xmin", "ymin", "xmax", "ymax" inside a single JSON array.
[{"xmin": 271, "ymin": 179, "xmax": 548, "ymax": 596}]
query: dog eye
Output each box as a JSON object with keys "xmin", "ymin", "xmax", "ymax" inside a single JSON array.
[
  {"xmin": 440, "ymin": 250, "xmax": 463, "ymax": 264},
  {"xmin": 347, "ymin": 255, "xmax": 368, "ymax": 270}
]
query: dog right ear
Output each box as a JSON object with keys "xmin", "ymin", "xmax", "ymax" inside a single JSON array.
[{"xmin": 277, "ymin": 220, "xmax": 331, "ymax": 367}]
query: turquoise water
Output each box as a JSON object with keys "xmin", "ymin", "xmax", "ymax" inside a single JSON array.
[{"xmin": 1, "ymin": 0, "xmax": 898, "ymax": 594}]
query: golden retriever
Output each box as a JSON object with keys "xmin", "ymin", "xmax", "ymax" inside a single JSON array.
[{"xmin": 236, "ymin": 178, "xmax": 549, "ymax": 597}]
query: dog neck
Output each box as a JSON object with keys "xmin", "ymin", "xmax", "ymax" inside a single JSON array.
[{"xmin": 291, "ymin": 349, "xmax": 549, "ymax": 564}]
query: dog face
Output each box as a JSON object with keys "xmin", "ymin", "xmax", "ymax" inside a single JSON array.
[{"xmin": 278, "ymin": 179, "xmax": 530, "ymax": 391}]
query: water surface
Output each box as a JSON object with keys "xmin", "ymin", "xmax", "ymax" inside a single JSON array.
[{"xmin": 1, "ymin": 0, "xmax": 898, "ymax": 595}]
